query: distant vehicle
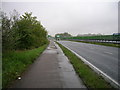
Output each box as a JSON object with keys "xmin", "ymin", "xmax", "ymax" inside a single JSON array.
[{"xmin": 113, "ymin": 33, "xmax": 120, "ymax": 35}]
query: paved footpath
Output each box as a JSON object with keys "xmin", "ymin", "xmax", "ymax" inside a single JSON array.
[{"xmin": 11, "ymin": 40, "xmax": 86, "ymax": 88}]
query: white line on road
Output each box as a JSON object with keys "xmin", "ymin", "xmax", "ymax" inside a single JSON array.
[
  {"xmin": 58, "ymin": 42, "xmax": 120, "ymax": 88},
  {"xmin": 104, "ymin": 51, "xmax": 113, "ymax": 55}
]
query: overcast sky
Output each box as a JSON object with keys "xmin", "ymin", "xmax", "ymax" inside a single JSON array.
[{"xmin": 2, "ymin": 0, "xmax": 119, "ymax": 36}]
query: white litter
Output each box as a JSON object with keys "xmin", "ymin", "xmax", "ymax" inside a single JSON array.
[{"xmin": 18, "ymin": 77, "xmax": 21, "ymax": 80}]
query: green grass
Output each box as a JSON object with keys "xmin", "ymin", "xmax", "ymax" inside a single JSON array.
[
  {"xmin": 61, "ymin": 35, "xmax": 120, "ymax": 48},
  {"xmin": 2, "ymin": 44, "xmax": 48, "ymax": 88},
  {"xmin": 57, "ymin": 42, "xmax": 113, "ymax": 89},
  {"xmin": 62, "ymin": 35, "xmax": 120, "ymax": 41},
  {"xmin": 68, "ymin": 40, "xmax": 120, "ymax": 48}
]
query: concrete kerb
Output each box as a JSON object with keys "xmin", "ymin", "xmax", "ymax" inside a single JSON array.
[{"xmin": 56, "ymin": 41, "xmax": 120, "ymax": 88}]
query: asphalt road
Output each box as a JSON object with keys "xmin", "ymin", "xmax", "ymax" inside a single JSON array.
[
  {"xmin": 58, "ymin": 41, "xmax": 119, "ymax": 84},
  {"xmin": 11, "ymin": 40, "xmax": 86, "ymax": 88}
]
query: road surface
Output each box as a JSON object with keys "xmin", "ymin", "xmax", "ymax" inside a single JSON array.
[
  {"xmin": 58, "ymin": 41, "xmax": 119, "ymax": 85},
  {"xmin": 11, "ymin": 40, "xmax": 86, "ymax": 88}
]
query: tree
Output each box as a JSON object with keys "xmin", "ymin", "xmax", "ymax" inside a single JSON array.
[
  {"xmin": 1, "ymin": 10, "xmax": 48, "ymax": 51},
  {"xmin": 1, "ymin": 12, "xmax": 13, "ymax": 51},
  {"xmin": 1, "ymin": 10, "xmax": 20, "ymax": 52},
  {"xmin": 16, "ymin": 12, "xmax": 48, "ymax": 49}
]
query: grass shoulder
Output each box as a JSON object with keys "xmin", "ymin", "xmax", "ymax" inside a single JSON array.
[
  {"xmin": 3, "ymin": 43, "xmax": 48, "ymax": 88},
  {"xmin": 56, "ymin": 42, "xmax": 113, "ymax": 88},
  {"xmin": 68, "ymin": 40, "xmax": 120, "ymax": 48}
]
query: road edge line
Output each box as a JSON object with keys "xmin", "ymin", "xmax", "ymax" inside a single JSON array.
[{"xmin": 57, "ymin": 42, "xmax": 120, "ymax": 88}]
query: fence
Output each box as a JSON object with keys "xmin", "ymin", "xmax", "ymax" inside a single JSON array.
[{"xmin": 61, "ymin": 35, "xmax": 120, "ymax": 44}]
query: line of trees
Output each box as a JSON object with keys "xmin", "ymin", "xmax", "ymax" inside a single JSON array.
[{"xmin": 1, "ymin": 10, "xmax": 48, "ymax": 52}]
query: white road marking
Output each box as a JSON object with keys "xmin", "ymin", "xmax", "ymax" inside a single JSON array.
[{"xmin": 104, "ymin": 51, "xmax": 113, "ymax": 55}]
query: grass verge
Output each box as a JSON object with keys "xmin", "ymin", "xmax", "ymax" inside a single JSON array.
[
  {"xmin": 2, "ymin": 44, "xmax": 48, "ymax": 88},
  {"xmin": 57, "ymin": 42, "xmax": 113, "ymax": 88},
  {"xmin": 68, "ymin": 40, "xmax": 120, "ymax": 48}
]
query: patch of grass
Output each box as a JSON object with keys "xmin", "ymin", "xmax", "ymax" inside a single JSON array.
[
  {"xmin": 68, "ymin": 40, "xmax": 120, "ymax": 48},
  {"xmin": 2, "ymin": 44, "xmax": 48, "ymax": 88},
  {"xmin": 57, "ymin": 42, "xmax": 113, "ymax": 89}
]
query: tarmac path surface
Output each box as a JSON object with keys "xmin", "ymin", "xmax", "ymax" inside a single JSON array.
[
  {"xmin": 11, "ymin": 40, "xmax": 86, "ymax": 88},
  {"xmin": 58, "ymin": 41, "xmax": 119, "ymax": 85}
]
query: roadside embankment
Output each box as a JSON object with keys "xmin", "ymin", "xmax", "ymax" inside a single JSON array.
[
  {"xmin": 57, "ymin": 42, "xmax": 114, "ymax": 88},
  {"xmin": 67, "ymin": 40, "xmax": 120, "ymax": 48},
  {"xmin": 2, "ymin": 44, "xmax": 48, "ymax": 88}
]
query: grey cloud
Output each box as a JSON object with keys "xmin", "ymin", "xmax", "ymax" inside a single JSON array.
[{"xmin": 2, "ymin": 1, "xmax": 118, "ymax": 36}]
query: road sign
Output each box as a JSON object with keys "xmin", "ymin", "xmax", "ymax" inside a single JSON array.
[{"xmin": 56, "ymin": 35, "xmax": 60, "ymax": 38}]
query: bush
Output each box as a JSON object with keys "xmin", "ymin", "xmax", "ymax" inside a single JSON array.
[{"xmin": 1, "ymin": 10, "xmax": 48, "ymax": 51}]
